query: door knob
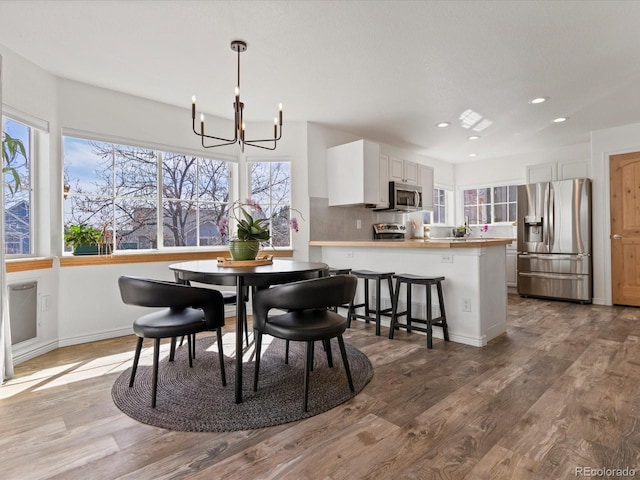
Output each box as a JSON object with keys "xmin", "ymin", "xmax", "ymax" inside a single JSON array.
[{"xmin": 612, "ymin": 234, "xmax": 622, "ymax": 240}]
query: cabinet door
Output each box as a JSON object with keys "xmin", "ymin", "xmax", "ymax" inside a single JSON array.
[
  {"xmin": 418, "ymin": 165, "xmax": 434, "ymax": 210},
  {"xmin": 403, "ymin": 161, "xmax": 418, "ymax": 185},
  {"xmin": 389, "ymin": 157, "xmax": 404, "ymax": 182},
  {"xmin": 526, "ymin": 163, "xmax": 556, "ymax": 184},
  {"xmin": 506, "ymin": 246, "xmax": 517, "ymax": 287},
  {"xmin": 378, "ymin": 155, "xmax": 390, "ymax": 207}
]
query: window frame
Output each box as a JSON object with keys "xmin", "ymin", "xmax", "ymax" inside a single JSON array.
[
  {"xmin": 3, "ymin": 114, "xmax": 38, "ymax": 258},
  {"xmin": 460, "ymin": 182, "xmax": 519, "ymax": 226},
  {"xmin": 246, "ymin": 158, "xmax": 293, "ymax": 248},
  {"xmin": 62, "ymin": 130, "xmax": 237, "ymax": 253}
]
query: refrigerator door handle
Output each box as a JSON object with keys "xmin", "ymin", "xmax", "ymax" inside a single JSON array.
[
  {"xmin": 547, "ymin": 183, "xmax": 554, "ymax": 250},
  {"xmin": 524, "ymin": 253, "xmax": 583, "ymax": 260},
  {"xmin": 519, "ymin": 272, "xmax": 586, "ymax": 281}
]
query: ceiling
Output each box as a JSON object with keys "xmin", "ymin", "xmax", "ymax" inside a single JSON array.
[{"xmin": 1, "ymin": 0, "xmax": 640, "ymax": 164}]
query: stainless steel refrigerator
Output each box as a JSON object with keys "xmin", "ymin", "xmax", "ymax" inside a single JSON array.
[{"xmin": 517, "ymin": 178, "xmax": 592, "ymax": 303}]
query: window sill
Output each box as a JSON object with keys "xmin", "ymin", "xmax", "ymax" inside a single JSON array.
[
  {"xmin": 6, "ymin": 257, "xmax": 54, "ymax": 273},
  {"xmin": 58, "ymin": 249, "xmax": 294, "ymax": 267}
]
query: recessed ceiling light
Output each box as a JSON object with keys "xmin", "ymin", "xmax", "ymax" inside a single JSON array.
[
  {"xmin": 437, "ymin": 122, "xmax": 450, "ymax": 128},
  {"xmin": 468, "ymin": 135, "xmax": 480, "ymax": 140},
  {"xmin": 468, "ymin": 153, "xmax": 477, "ymax": 157},
  {"xmin": 553, "ymin": 117, "xmax": 568, "ymax": 123},
  {"xmin": 529, "ymin": 97, "xmax": 548, "ymax": 104}
]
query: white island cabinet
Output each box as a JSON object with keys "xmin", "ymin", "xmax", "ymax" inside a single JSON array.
[{"xmin": 309, "ymin": 238, "xmax": 511, "ymax": 347}]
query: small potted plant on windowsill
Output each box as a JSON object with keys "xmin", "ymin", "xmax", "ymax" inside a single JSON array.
[{"xmin": 64, "ymin": 224, "xmax": 112, "ymax": 255}]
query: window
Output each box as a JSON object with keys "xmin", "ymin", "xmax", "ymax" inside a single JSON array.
[
  {"xmin": 3, "ymin": 118, "xmax": 33, "ymax": 256},
  {"xmin": 63, "ymin": 136, "xmax": 231, "ymax": 251},
  {"xmin": 423, "ymin": 187, "xmax": 448, "ymax": 225},
  {"xmin": 463, "ymin": 185, "xmax": 517, "ymax": 225},
  {"xmin": 248, "ymin": 161, "xmax": 292, "ymax": 247}
]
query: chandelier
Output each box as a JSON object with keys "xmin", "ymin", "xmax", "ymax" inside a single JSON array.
[{"xmin": 191, "ymin": 40, "xmax": 283, "ymax": 152}]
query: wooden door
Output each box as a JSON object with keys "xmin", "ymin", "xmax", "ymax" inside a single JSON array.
[{"xmin": 610, "ymin": 152, "xmax": 640, "ymax": 305}]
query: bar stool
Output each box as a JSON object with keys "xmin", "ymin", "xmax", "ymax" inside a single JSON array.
[
  {"xmin": 349, "ymin": 269, "xmax": 395, "ymax": 336},
  {"xmin": 328, "ymin": 267, "xmax": 352, "ymax": 313},
  {"xmin": 389, "ymin": 273, "xmax": 449, "ymax": 349}
]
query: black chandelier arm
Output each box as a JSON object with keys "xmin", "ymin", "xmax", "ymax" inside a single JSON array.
[
  {"xmin": 201, "ymin": 137, "xmax": 240, "ymax": 149},
  {"xmin": 244, "ymin": 124, "xmax": 283, "ymax": 144},
  {"xmin": 243, "ymin": 140, "xmax": 278, "ymax": 151},
  {"xmin": 192, "ymin": 118, "xmax": 238, "ymax": 143}
]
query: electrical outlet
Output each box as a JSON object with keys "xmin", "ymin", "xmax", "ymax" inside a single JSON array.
[
  {"xmin": 346, "ymin": 251, "xmax": 354, "ymax": 258},
  {"xmin": 462, "ymin": 298, "xmax": 471, "ymax": 312},
  {"xmin": 356, "ymin": 219, "xmax": 362, "ymax": 229},
  {"xmin": 440, "ymin": 254, "xmax": 453, "ymax": 263}
]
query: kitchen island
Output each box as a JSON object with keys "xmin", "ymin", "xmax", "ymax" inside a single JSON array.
[{"xmin": 309, "ymin": 238, "xmax": 513, "ymax": 347}]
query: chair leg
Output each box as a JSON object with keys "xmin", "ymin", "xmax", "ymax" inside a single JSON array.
[
  {"xmin": 253, "ymin": 331, "xmax": 262, "ymax": 392},
  {"xmin": 129, "ymin": 336, "xmax": 144, "ymax": 387},
  {"xmin": 375, "ymin": 278, "xmax": 381, "ymax": 336},
  {"xmin": 216, "ymin": 328, "xmax": 227, "ymax": 386},
  {"xmin": 324, "ymin": 339, "xmax": 333, "ymax": 367},
  {"xmin": 389, "ymin": 280, "xmax": 401, "ymax": 339},
  {"xmin": 304, "ymin": 341, "xmax": 313, "ymax": 412},
  {"xmin": 243, "ymin": 309, "xmax": 249, "ymax": 348},
  {"xmin": 187, "ymin": 334, "xmax": 193, "ymax": 368},
  {"xmin": 426, "ymin": 284, "xmax": 433, "ymax": 349},
  {"xmin": 406, "ymin": 282, "xmax": 412, "ymax": 333},
  {"xmin": 169, "ymin": 337, "xmax": 178, "ymax": 362},
  {"xmin": 191, "ymin": 333, "xmax": 197, "ymax": 359},
  {"xmin": 347, "ymin": 301, "xmax": 354, "ymax": 328},
  {"xmin": 437, "ymin": 281, "xmax": 450, "ymax": 341},
  {"xmin": 285, "ymin": 339, "xmax": 290, "ymax": 364},
  {"xmin": 337, "ymin": 335, "xmax": 355, "ymax": 392},
  {"xmin": 151, "ymin": 338, "xmax": 160, "ymax": 408},
  {"xmin": 310, "ymin": 341, "xmax": 315, "ymax": 371},
  {"xmin": 363, "ymin": 279, "xmax": 370, "ymax": 323}
]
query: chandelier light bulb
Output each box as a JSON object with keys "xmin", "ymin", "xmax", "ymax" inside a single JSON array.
[
  {"xmin": 192, "ymin": 95, "xmax": 196, "ymax": 103},
  {"xmin": 235, "ymin": 87, "xmax": 240, "ymax": 97}
]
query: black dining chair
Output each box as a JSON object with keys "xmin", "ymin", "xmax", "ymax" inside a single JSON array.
[
  {"xmin": 251, "ymin": 274, "xmax": 357, "ymax": 411},
  {"xmin": 118, "ymin": 276, "xmax": 227, "ymax": 408}
]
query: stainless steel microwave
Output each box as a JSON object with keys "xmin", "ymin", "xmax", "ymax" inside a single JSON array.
[{"xmin": 389, "ymin": 181, "xmax": 423, "ymax": 211}]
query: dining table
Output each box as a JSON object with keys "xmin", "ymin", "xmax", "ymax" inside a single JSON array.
[{"xmin": 168, "ymin": 258, "xmax": 329, "ymax": 403}]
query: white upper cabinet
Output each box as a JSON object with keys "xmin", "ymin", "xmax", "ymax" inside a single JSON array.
[
  {"xmin": 418, "ymin": 164, "xmax": 434, "ymax": 210},
  {"xmin": 327, "ymin": 139, "xmax": 382, "ymax": 206},
  {"xmin": 389, "ymin": 157, "xmax": 419, "ymax": 185},
  {"xmin": 378, "ymin": 154, "xmax": 390, "ymax": 207},
  {"xmin": 526, "ymin": 163, "xmax": 556, "ymax": 183}
]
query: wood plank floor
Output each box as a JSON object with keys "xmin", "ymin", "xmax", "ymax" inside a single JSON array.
[{"xmin": 2, "ymin": 295, "xmax": 640, "ymax": 479}]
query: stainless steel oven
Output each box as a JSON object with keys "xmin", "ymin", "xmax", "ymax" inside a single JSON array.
[{"xmin": 373, "ymin": 223, "xmax": 406, "ymax": 240}]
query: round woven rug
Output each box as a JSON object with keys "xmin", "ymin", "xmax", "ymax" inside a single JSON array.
[{"xmin": 112, "ymin": 336, "xmax": 373, "ymax": 432}]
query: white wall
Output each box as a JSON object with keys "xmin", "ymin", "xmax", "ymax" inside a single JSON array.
[{"xmin": 590, "ymin": 122, "xmax": 640, "ymax": 306}]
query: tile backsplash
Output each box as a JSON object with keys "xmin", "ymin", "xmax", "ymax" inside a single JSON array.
[{"xmin": 310, "ymin": 197, "xmax": 405, "ymax": 240}]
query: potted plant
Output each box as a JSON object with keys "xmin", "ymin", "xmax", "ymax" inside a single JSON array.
[
  {"xmin": 64, "ymin": 224, "xmax": 111, "ymax": 255},
  {"xmin": 226, "ymin": 199, "xmax": 302, "ymax": 261},
  {"xmin": 229, "ymin": 202, "xmax": 271, "ymax": 261}
]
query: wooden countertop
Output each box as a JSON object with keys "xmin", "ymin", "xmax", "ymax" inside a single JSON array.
[{"xmin": 309, "ymin": 238, "xmax": 514, "ymax": 249}]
